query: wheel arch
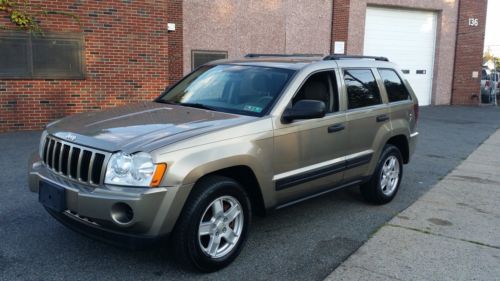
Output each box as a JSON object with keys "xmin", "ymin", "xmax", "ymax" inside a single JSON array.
[
  {"xmin": 196, "ymin": 166, "xmax": 267, "ymax": 217},
  {"xmin": 386, "ymin": 134, "xmax": 410, "ymax": 164}
]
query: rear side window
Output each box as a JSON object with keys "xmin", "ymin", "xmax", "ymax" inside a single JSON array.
[
  {"xmin": 343, "ymin": 69, "xmax": 381, "ymax": 110},
  {"xmin": 378, "ymin": 69, "xmax": 410, "ymax": 102}
]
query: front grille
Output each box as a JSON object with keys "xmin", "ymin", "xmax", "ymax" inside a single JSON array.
[{"xmin": 42, "ymin": 136, "xmax": 109, "ymax": 185}]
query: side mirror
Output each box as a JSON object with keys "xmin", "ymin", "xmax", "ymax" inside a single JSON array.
[{"xmin": 282, "ymin": 100, "xmax": 326, "ymax": 123}]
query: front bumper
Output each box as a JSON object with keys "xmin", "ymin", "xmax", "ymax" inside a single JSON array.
[{"xmin": 28, "ymin": 153, "xmax": 189, "ymax": 247}]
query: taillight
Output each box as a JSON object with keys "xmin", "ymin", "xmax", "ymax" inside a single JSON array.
[
  {"xmin": 413, "ymin": 102, "xmax": 419, "ymax": 125},
  {"xmin": 485, "ymin": 80, "xmax": 490, "ymax": 87}
]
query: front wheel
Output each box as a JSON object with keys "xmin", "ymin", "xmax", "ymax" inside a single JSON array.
[
  {"xmin": 171, "ymin": 176, "xmax": 251, "ymax": 272},
  {"xmin": 360, "ymin": 144, "xmax": 403, "ymax": 204}
]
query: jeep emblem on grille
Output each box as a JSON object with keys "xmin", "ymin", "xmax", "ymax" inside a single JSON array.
[{"xmin": 65, "ymin": 133, "xmax": 77, "ymax": 141}]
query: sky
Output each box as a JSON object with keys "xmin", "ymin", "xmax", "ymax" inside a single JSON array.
[{"xmin": 485, "ymin": 0, "xmax": 500, "ymax": 56}]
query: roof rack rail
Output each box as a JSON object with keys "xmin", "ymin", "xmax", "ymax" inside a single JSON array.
[
  {"xmin": 245, "ymin": 53, "xmax": 323, "ymax": 58},
  {"xmin": 323, "ymin": 55, "xmax": 389, "ymax": 62}
]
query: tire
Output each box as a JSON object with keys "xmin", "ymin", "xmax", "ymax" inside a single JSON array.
[
  {"xmin": 360, "ymin": 144, "xmax": 403, "ymax": 204},
  {"xmin": 171, "ymin": 175, "xmax": 251, "ymax": 272}
]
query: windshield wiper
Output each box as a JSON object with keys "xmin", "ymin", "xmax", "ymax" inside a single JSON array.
[
  {"xmin": 176, "ymin": 102, "xmax": 217, "ymax": 111},
  {"xmin": 156, "ymin": 100, "xmax": 216, "ymax": 111},
  {"xmin": 155, "ymin": 100, "xmax": 176, "ymax": 105}
]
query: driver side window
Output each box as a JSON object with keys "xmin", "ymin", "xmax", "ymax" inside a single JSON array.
[{"xmin": 292, "ymin": 71, "xmax": 338, "ymax": 113}]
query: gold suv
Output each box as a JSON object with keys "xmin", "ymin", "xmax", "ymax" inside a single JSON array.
[{"xmin": 28, "ymin": 54, "xmax": 419, "ymax": 272}]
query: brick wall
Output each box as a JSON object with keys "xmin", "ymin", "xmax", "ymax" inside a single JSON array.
[
  {"xmin": 331, "ymin": 0, "xmax": 350, "ymax": 53},
  {"xmin": 451, "ymin": 0, "xmax": 488, "ymax": 105},
  {"xmin": 0, "ymin": 0, "xmax": 183, "ymax": 132},
  {"xmin": 167, "ymin": 0, "xmax": 183, "ymax": 84}
]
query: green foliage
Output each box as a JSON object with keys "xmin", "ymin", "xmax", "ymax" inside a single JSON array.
[{"xmin": 0, "ymin": 0, "xmax": 79, "ymax": 33}]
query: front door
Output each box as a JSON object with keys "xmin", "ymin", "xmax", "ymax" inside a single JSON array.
[{"xmin": 273, "ymin": 70, "xmax": 348, "ymax": 205}]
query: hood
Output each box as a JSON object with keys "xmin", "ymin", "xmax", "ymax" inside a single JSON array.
[{"xmin": 47, "ymin": 102, "xmax": 255, "ymax": 152}]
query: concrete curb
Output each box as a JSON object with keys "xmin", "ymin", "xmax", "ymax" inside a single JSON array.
[{"xmin": 325, "ymin": 129, "xmax": 500, "ymax": 281}]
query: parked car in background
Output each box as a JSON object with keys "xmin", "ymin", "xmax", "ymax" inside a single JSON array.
[
  {"xmin": 492, "ymin": 72, "xmax": 500, "ymax": 97},
  {"xmin": 481, "ymin": 68, "xmax": 493, "ymax": 104}
]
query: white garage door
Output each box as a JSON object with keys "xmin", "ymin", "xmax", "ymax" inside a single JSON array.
[{"xmin": 364, "ymin": 7, "xmax": 437, "ymax": 105}]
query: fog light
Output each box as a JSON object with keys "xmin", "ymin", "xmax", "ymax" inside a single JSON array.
[{"xmin": 110, "ymin": 202, "xmax": 134, "ymax": 225}]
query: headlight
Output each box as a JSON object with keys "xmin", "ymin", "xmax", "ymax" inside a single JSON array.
[{"xmin": 105, "ymin": 152, "xmax": 165, "ymax": 187}]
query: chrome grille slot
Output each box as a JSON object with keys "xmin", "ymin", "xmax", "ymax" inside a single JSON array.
[
  {"xmin": 53, "ymin": 142, "xmax": 62, "ymax": 172},
  {"xmin": 60, "ymin": 145, "xmax": 70, "ymax": 175},
  {"xmin": 80, "ymin": 150, "xmax": 92, "ymax": 182},
  {"xmin": 46, "ymin": 139, "xmax": 55, "ymax": 168},
  {"xmin": 41, "ymin": 136, "xmax": 109, "ymax": 185},
  {"xmin": 70, "ymin": 147, "xmax": 80, "ymax": 179},
  {"xmin": 91, "ymin": 154, "xmax": 105, "ymax": 184}
]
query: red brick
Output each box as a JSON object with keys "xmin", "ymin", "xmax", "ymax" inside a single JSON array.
[
  {"xmin": 0, "ymin": 0, "xmax": 183, "ymax": 132},
  {"xmin": 451, "ymin": 0, "xmax": 488, "ymax": 105}
]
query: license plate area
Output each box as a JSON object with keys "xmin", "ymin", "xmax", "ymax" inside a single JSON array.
[{"xmin": 39, "ymin": 181, "xmax": 67, "ymax": 212}]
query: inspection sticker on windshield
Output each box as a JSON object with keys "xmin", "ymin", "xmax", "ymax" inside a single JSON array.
[{"xmin": 243, "ymin": 105, "xmax": 263, "ymax": 113}]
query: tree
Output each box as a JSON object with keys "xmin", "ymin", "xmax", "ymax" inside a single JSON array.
[
  {"xmin": 483, "ymin": 49, "xmax": 500, "ymax": 70},
  {"xmin": 0, "ymin": 0, "xmax": 78, "ymax": 33}
]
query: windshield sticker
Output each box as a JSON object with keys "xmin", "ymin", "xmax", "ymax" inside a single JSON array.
[{"xmin": 243, "ymin": 105, "xmax": 263, "ymax": 113}]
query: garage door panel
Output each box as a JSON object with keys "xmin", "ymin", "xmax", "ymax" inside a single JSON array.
[{"xmin": 364, "ymin": 7, "xmax": 437, "ymax": 106}]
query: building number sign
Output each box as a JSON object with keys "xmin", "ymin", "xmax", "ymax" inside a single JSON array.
[{"xmin": 468, "ymin": 18, "xmax": 479, "ymax": 27}]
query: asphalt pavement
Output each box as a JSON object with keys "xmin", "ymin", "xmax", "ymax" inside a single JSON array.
[{"xmin": 1, "ymin": 106, "xmax": 500, "ymax": 281}]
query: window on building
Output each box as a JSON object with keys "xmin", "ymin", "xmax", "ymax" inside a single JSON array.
[
  {"xmin": 378, "ymin": 69, "xmax": 410, "ymax": 102},
  {"xmin": 344, "ymin": 69, "xmax": 382, "ymax": 109},
  {"xmin": 191, "ymin": 50, "xmax": 228, "ymax": 70},
  {"xmin": 0, "ymin": 32, "xmax": 84, "ymax": 79}
]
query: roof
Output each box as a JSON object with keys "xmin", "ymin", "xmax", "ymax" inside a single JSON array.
[
  {"xmin": 209, "ymin": 56, "xmax": 324, "ymax": 70},
  {"xmin": 207, "ymin": 55, "xmax": 396, "ymax": 71}
]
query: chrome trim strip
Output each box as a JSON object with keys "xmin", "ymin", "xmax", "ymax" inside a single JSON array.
[
  {"xmin": 100, "ymin": 154, "xmax": 111, "ymax": 185},
  {"xmin": 76, "ymin": 149, "xmax": 84, "ymax": 181},
  {"xmin": 50, "ymin": 139, "xmax": 56, "ymax": 168},
  {"xmin": 88, "ymin": 152, "xmax": 96, "ymax": 184},
  {"xmin": 345, "ymin": 150, "xmax": 374, "ymax": 161},
  {"xmin": 58, "ymin": 141, "xmax": 64, "ymax": 172},
  {"xmin": 410, "ymin": 132, "xmax": 419, "ymax": 138},
  {"xmin": 67, "ymin": 146, "xmax": 73, "ymax": 177},
  {"xmin": 273, "ymin": 150, "xmax": 374, "ymax": 181}
]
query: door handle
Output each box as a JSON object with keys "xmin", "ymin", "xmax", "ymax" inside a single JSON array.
[
  {"xmin": 376, "ymin": 114, "xmax": 390, "ymax": 122},
  {"xmin": 328, "ymin": 124, "xmax": 345, "ymax": 133}
]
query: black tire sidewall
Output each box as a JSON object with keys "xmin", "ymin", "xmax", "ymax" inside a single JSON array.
[
  {"xmin": 361, "ymin": 144, "xmax": 403, "ymax": 204},
  {"xmin": 178, "ymin": 177, "xmax": 251, "ymax": 272},
  {"xmin": 374, "ymin": 145, "xmax": 403, "ymax": 202}
]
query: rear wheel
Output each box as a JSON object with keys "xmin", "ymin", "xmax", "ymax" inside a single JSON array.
[
  {"xmin": 360, "ymin": 144, "xmax": 403, "ymax": 204},
  {"xmin": 172, "ymin": 176, "xmax": 251, "ymax": 272}
]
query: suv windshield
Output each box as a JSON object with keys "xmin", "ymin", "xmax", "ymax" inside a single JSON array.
[{"xmin": 157, "ymin": 64, "xmax": 295, "ymax": 116}]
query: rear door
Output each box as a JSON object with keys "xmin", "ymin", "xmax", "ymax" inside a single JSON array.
[
  {"xmin": 340, "ymin": 68, "xmax": 391, "ymax": 183},
  {"xmin": 377, "ymin": 68, "xmax": 415, "ymax": 131}
]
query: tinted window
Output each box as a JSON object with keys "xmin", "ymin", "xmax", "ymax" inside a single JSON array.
[
  {"xmin": 32, "ymin": 37, "xmax": 83, "ymax": 77},
  {"xmin": 379, "ymin": 69, "xmax": 410, "ymax": 102},
  {"xmin": 343, "ymin": 69, "xmax": 381, "ymax": 109},
  {"xmin": 0, "ymin": 36, "xmax": 30, "ymax": 77},
  {"xmin": 0, "ymin": 32, "xmax": 84, "ymax": 79},
  {"xmin": 293, "ymin": 71, "xmax": 339, "ymax": 113},
  {"xmin": 158, "ymin": 65, "xmax": 295, "ymax": 116},
  {"xmin": 192, "ymin": 50, "xmax": 228, "ymax": 70}
]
